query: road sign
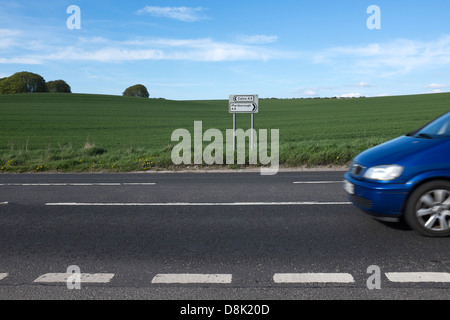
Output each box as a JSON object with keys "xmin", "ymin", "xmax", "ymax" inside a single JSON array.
[
  {"xmin": 229, "ymin": 94, "xmax": 259, "ymax": 151},
  {"xmin": 229, "ymin": 95, "xmax": 258, "ymax": 113}
]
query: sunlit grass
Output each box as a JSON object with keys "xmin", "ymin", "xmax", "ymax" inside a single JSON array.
[{"xmin": 0, "ymin": 92, "xmax": 449, "ymax": 172}]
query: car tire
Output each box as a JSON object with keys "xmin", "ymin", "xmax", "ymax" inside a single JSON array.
[{"xmin": 404, "ymin": 180, "xmax": 450, "ymax": 237}]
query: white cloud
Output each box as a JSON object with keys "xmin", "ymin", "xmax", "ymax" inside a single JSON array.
[
  {"xmin": 314, "ymin": 35, "xmax": 450, "ymax": 77},
  {"xmin": 0, "ymin": 57, "xmax": 41, "ymax": 64},
  {"xmin": 340, "ymin": 93, "xmax": 361, "ymax": 98},
  {"xmin": 425, "ymin": 83, "xmax": 448, "ymax": 89},
  {"xmin": 425, "ymin": 83, "xmax": 449, "ymax": 93},
  {"xmin": 136, "ymin": 6, "xmax": 208, "ymax": 22},
  {"xmin": 0, "ymin": 29, "xmax": 21, "ymax": 37},
  {"xmin": 1, "ymin": 37, "xmax": 297, "ymax": 64},
  {"xmin": 353, "ymin": 81, "xmax": 371, "ymax": 87},
  {"xmin": 238, "ymin": 35, "xmax": 278, "ymax": 44},
  {"xmin": 304, "ymin": 90, "xmax": 317, "ymax": 96},
  {"xmin": 0, "ymin": 29, "xmax": 22, "ymax": 50},
  {"xmin": 47, "ymin": 47, "xmax": 165, "ymax": 62}
]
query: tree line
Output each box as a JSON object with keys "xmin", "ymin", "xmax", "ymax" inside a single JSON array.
[
  {"xmin": 0, "ymin": 72, "xmax": 71, "ymax": 94},
  {"xmin": 0, "ymin": 71, "xmax": 150, "ymax": 98}
]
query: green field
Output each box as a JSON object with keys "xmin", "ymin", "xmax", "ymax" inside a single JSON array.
[{"xmin": 0, "ymin": 92, "xmax": 449, "ymax": 172}]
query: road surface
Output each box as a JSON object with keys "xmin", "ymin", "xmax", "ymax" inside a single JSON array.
[{"xmin": 0, "ymin": 171, "xmax": 449, "ymax": 305}]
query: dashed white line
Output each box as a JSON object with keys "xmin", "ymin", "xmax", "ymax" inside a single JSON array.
[
  {"xmin": 273, "ymin": 273, "xmax": 355, "ymax": 284},
  {"xmin": 0, "ymin": 202, "xmax": 9, "ymax": 205},
  {"xmin": 3, "ymin": 271, "xmax": 450, "ymax": 286},
  {"xmin": 45, "ymin": 201, "xmax": 352, "ymax": 206},
  {"xmin": 385, "ymin": 272, "xmax": 450, "ymax": 283},
  {"xmin": 34, "ymin": 273, "xmax": 115, "ymax": 284},
  {"xmin": 151, "ymin": 273, "xmax": 232, "ymax": 284}
]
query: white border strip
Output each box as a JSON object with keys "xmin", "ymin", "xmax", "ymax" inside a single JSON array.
[
  {"xmin": 273, "ymin": 273, "xmax": 355, "ymax": 284},
  {"xmin": 46, "ymin": 201, "xmax": 352, "ymax": 206},
  {"xmin": 386, "ymin": 272, "xmax": 450, "ymax": 283},
  {"xmin": 151, "ymin": 273, "xmax": 232, "ymax": 284},
  {"xmin": 34, "ymin": 273, "xmax": 115, "ymax": 283},
  {"xmin": 0, "ymin": 273, "xmax": 8, "ymax": 281}
]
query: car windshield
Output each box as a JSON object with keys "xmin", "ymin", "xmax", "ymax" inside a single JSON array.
[{"xmin": 413, "ymin": 112, "xmax": 450, "ymax": 139}]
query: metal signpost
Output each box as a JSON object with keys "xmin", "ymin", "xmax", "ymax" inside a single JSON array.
[{"xmin": 229, "ymin": 94, "xmax": 259, "ymax": 151}]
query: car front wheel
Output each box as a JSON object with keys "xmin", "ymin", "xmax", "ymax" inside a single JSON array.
[{"xmin": 404, "ymin": 180, "xmax": 450, "ymax": 237}]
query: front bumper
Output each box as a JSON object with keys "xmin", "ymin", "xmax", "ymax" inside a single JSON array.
[{"xmin": 343, "ymin": 172, "xmax": 413, "ymax": 221}]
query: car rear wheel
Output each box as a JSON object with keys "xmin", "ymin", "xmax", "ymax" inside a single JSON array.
[{"xmin": 404, "ymin": 180, "xmax": 450, "ymax": 237}]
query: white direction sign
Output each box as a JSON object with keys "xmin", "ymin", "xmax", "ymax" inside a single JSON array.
[{"xmin": 229, "ymin": 95, "xmax": 258, "ymax": 113}]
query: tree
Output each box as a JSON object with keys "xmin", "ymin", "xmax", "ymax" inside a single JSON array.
[
  {"xmin": 123, "ymin": 84, "xmax": 149, "ymax": 98},
  {"xmin": 46, "ymin": 80, "xmax": 72, "ymax": 93},
  {"xmin": 0, "ymin": 71, "xmax": 47, "ymax": 94}
]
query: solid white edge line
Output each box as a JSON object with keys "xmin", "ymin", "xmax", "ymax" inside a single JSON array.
[
  {"xmin": 151, "ymin": 274, "xmax": 232, "ymax": 284},
  {"xmin": 34, "ymin": 273, "xmax": 115, "ymax": 283},
  {"xmin": 122, "ymin": 183, "xmax": 156, "ymax": 185},
  {"xmin": 0, "ymin": 183, "xmax": 155, "ymax": 186},
  {"xmin": 0, "ymin": 273, "xmax": 8, "ymax": 281},
  {"xmin": 45, "ymin": 201, "xmax": 352, "ymax": 206},
  {"xmin": 385, "ymin": 272, "xmax": 450, "ymax": 283},
  {"xmin": 293, "ymin": 181, "xmax": 342, "ymax": 184},
  {"xmin": 273, "ymin": 273, "xmax": 355, "ymax": 284}
]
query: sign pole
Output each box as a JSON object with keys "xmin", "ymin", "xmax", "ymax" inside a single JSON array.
[
  {"xmin": 229, "ymin": 94, "xmax": 258, "ymax": 152},
  {"xmin": 250, "ymin": 113, "xmax": 254, "ymax": 150},
  {"xmin": 233, "ymin": 113, "xmax": 236, "ymax": 152}
]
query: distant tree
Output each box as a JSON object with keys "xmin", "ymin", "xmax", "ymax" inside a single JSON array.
[
  {"xmin": 0, "ymin": 77, "xmax": 6, "ymax": 90},
  {"xmin": 0, "ymin": 71, "xmax": 47, "ymax": 94},
  {"xmin": 46, "ymin": 80, "xmax": 72, "ymax": 93},
  {"xmin": 123, "ymin": 84, "xmax": 149, "ymax": 98}
]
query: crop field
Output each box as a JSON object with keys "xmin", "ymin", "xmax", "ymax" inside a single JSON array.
[{"xmin": 0, "ymin": 92, "xmax": 449, "ymax": 172}]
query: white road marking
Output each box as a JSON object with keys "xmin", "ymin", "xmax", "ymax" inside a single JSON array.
[
  {"xmin": 293, "ymin": 181, "xmax": 343, "ymax": 184},
  {"xmin": 34, "ymin": 273, "xmax": 115, "ymax": 283},
  {"xmin": 0, "ymin": 183, "xmax": 155, "ymax": 186},
  {"xmin": 45, "ymin": 201, "xmax": 352, "ymax": 206},
  {"xmin": 273, "ymin": 273, "xmax": 355, "ymax": 284},
  {"xmin": 385, "ymin": 272, "xmax": 450, "ymax": 283},
  {"xmin": 151, "ymin": 273, "xmax": 232, "ymax": 284},
  {"xmin": 0, "ymin": 202, "xmax": 9, "ymax": 205},
  {"xmin": 3, "ymin": 271, "xmax": 450, "ymax": 286}
]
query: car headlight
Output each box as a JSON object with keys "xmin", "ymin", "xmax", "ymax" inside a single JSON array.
[{"xmin": 363, "ymin": 165, "xmax": 404, "ymax": 181}]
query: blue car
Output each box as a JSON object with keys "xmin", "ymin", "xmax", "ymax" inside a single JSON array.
[{"xmin": 344, "ymin": 111, "xmax": 450, "ymax": 237}]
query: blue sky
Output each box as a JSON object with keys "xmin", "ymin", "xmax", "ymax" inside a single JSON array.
[{"xmin": 1, "ymin": 0, "xmax": 449, "ymax": 100}]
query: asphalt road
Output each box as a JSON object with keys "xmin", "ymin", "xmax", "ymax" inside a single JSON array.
[{"xmin": 0, "ymin": 171, "xmax": 449, "ymax": 305}]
